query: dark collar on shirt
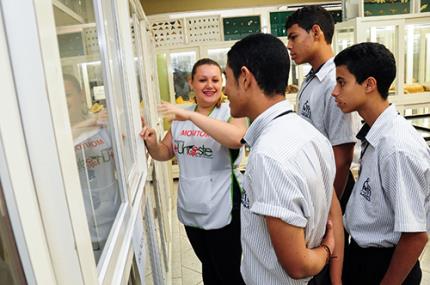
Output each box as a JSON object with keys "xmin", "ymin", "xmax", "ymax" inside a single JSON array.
[
  {"xmin": 356, "ymin": 123, "xmax": 370, "ymax": 141},
  {"xmin": 305, "ymin": 61, "xmax": 327, "ymax": 80}
]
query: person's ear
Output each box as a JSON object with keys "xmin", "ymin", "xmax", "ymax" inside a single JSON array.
[
  {"xmin": 364, "ymin": 77, "xmax": 377, "ymax": 93},
  {"xmin": 239, "ymin": 66, "xmax": 252, "ymax": 90},
  {"xmin": 311, "ymin": 24, "xmax": 321, "ymax": 40}
]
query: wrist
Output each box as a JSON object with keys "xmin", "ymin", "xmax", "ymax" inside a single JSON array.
[
  {"xmin": 320, "ymin": 244, "xmax": 331, "ymax": 265},
  {"xmin": 187, "ymin": 111, "xmax": 195, "ymax": 121}
]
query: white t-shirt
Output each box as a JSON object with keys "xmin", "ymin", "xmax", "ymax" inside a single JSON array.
[
  {"xmin": 74, "ymin": 127, "xmax": 121, "ymax": 247},
  {"xmin": 171, "ymin": 102, "xmax": 243, "ymax": 229},
  {"xmin": 241, "ymin": 100, "xmax": 335, "ymax": 285}
]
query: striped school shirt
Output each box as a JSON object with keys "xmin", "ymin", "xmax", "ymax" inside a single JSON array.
[
  {"xmin": 240, "ymin": 100, "xmax": 335, "ymax": 285},
  {"xmin": 344, "ymin": 105, "xmax": 430, "ymax": 248}
]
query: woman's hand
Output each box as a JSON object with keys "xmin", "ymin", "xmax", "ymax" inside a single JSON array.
[
  {"xmin": 96, "ymin": 109, "xmax": 108, "ymax": 126},
  {"xmin": 140, "ymin": 125, "xmax": 157, "ymax": 147},
  {"xmin": 158, "ymin": 102, "xmax": 192, "ymax": 121}
]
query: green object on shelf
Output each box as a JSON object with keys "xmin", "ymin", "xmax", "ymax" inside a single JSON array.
[
  {"xmin": 223, "ymin": 16, "xmax": 261, "ymax": 41},
  {"xmin": 270, "ymin": 11, "xmax": 293, "ymax": 37},
  {"xmin": 421, "ymin": 0, "xmax": 430, "ymax": 12},
  {"xmin": 364, "ymin": 0, "xmax": 411, "ymax": 17}
]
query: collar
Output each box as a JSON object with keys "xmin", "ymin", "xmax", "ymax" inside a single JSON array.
[
  {"xmin": 242, "ymin": 100, "xmax": 293, "ymax": 147},
  {"xmin": 305, "ymin": 57, "xmax": 334, "ymax": 82},
  {"xmin": 360, "ymin": 104, "xmax": 397, "ymax": 147}
]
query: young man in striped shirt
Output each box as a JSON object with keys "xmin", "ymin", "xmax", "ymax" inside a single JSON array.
[
  {"xmin": 332, "ymin": 42, "xmax": 430, "ymax": 285},
  {"xmin": 224, "ymin": 33, "xmax": 343, "ymax": 285}
]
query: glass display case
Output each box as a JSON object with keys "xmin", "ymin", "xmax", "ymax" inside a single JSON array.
[{"xmin": 334, "ymin": 12, "xmax": 430, "ymax": 96}]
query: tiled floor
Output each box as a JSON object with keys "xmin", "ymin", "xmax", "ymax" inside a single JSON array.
[{"xmin": 170, "ymin": 182, "xmax": 430, "ymax": 284}]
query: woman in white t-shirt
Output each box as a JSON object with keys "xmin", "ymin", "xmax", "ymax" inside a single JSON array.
[{"xmin": 141, "ymin": 58, "xmax": 247, "ymax": 285}]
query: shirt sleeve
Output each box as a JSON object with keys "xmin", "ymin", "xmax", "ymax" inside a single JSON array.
[
  {"xmin": 381, "ymin": 151, "xmax": 429, "ymax": 233},
  {"xmin": 324, "ymin": 86, "xmax": 359, "ymax": 146},
  {"xmin": 247, "ymin": 153, "xmax": 310, "ymax": 228}
]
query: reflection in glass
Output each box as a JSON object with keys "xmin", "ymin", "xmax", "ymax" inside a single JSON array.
[
  {"xmin": 170, "ymin": 51, "xmax": 196, "ymax": 104},
  {"xmin": 335, "ymin": 28, "xmax": 354, "ymax": 53},
  {"xmin": 0, "ymin": 181, "xmax": 26, "ymax": 284},
  {"xmin": 208, "ymin": 48, "xmax": 229, "ymax": 70},
  {"xmin": 53, "ymin": 3, "xmax": 121, "ymax": 263},
  {"xmin": 404, "ymin": 24, "xmax": 430, "ymax": 88},
  {"xmin": 367, "ymin": 25, "xmax": 397, "ymax": 93},
  {"xmin": 129, "ymin": 8, "xmax": 146, "ymax": 114}
]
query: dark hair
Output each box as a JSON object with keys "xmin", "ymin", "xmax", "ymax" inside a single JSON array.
[
  {"xmin": 191, "ymin": 58, "xmax": 222, "ymax": 80},
  {"xmin": 285, "ymin": 5, "xmax": 334, "ymax": 44},
  {"xmin": 334, "ymin": 42, "xmax": 396, "ymax": 99},
  {"xmin": 227, "ymin": 33, "xmax": 290, "ymax": 96}
]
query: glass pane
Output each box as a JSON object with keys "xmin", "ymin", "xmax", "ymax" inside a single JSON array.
[
  {"xmin": 170, "ymin": 51, "xmax": 196, "ymax": 104},
  {"xmin": 335, "ymin": 28, "xmax": 354, "ymax": 53},
  {"xmin": 53, "ymin": 3, "xmax": 121, "ymax": 263},
  {"xmin": 208, "ymin": 48, "xmax": 229, "ymax": 70},
  {"xmin": 129, "ymin": 4, "xmax": 151, "ymax": 164},
  {"xmin": 56, "ymin": 0, "xmax": 88, "ymax": 18},
  {"xmin": 366, "ymin": 25, "xmax": 397, "ymax": 94},
  {"xmin": 0, "ymin": 180, "xmax": 26, "ymax": 284},
  {"xmin": 404, "ymin": 24, "xmax": 430, "ymax": 89}
]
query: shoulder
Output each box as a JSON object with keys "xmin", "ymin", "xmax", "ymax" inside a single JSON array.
[
  {"xmin": 256, "ymin": 115, "xmax": 332, "ymax": 160},
  {"xmin": 378, "ymin": 116, "xmax": 429, "ymax": 160}
]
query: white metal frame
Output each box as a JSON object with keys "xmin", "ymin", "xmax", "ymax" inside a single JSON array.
[{"xmin": 0, "ymin": 8, "xmax": 57, "ymax": 284}]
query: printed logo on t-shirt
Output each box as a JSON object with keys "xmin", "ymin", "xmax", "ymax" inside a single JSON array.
[
  {"xmin": 173, "ymin": 140, "xmax": 213, "ymax": 159},
  {"xmin": 360, "ymin": 177, "xmax": 371, "ymax": 201},
  {"xmin": 301, "ymin": 100, "xmax": 311, "ymax": 119},
  {"xmin": 75, "ymin": 136, "xmax": 114, "ymax": 170},
  {"xmin": 180, "ymin": 129, "xmax": 209, "ymax": 138}
]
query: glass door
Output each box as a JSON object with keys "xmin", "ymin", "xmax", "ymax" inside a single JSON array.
[{"xmin": 53, "ymin": 1, "xmax": 123, "ymax": 265}]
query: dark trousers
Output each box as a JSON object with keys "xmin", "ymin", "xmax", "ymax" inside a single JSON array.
[
  {"xmin": 308, "ymin": 264, "xmax": 330, "ymax": 285},
  {"xmin": 343, "ymin": 239, "xmax": 422, "ymax": 285},
  {"xmin": 185, "ymin": 209, "xmax": 245, "ymax": 285}
]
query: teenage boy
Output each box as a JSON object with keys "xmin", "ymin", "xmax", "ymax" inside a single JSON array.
[
  {"xmin": 224, "ymin": 33, "xmax": 343, "ymax": 285},
  {"xmin": 333, "ymin": 42, "xmax": 430, "ymax": 285},
  {"xmin": 286, "ymin": 6, "xmax": 359, "ymax": 210}
]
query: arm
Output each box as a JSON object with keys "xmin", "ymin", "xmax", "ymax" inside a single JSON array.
[
  {"xmin": 266, "ymin": 217, "xmax": 335, "ymax": 279},
  {"xmin": 328, "ymin": 191, "xmax": 344, "ymax": 285},
  {"xmin": 332, "ymin": 143, "xmax": 354, "ymax": 198},
  {"xmin": 158, "ymin": 102, "xmax": 247, "ymax": 149},
  {"xmin": 140, "ymin": 127, "xmax": 174, "ymax": 161},
  {"xmin": 380, "ymin": 232, "xmax": 428, "ymax": 285},
  {"xmin": 72, "ymin": 110, "xmax": 107, "ymax": 138}
]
